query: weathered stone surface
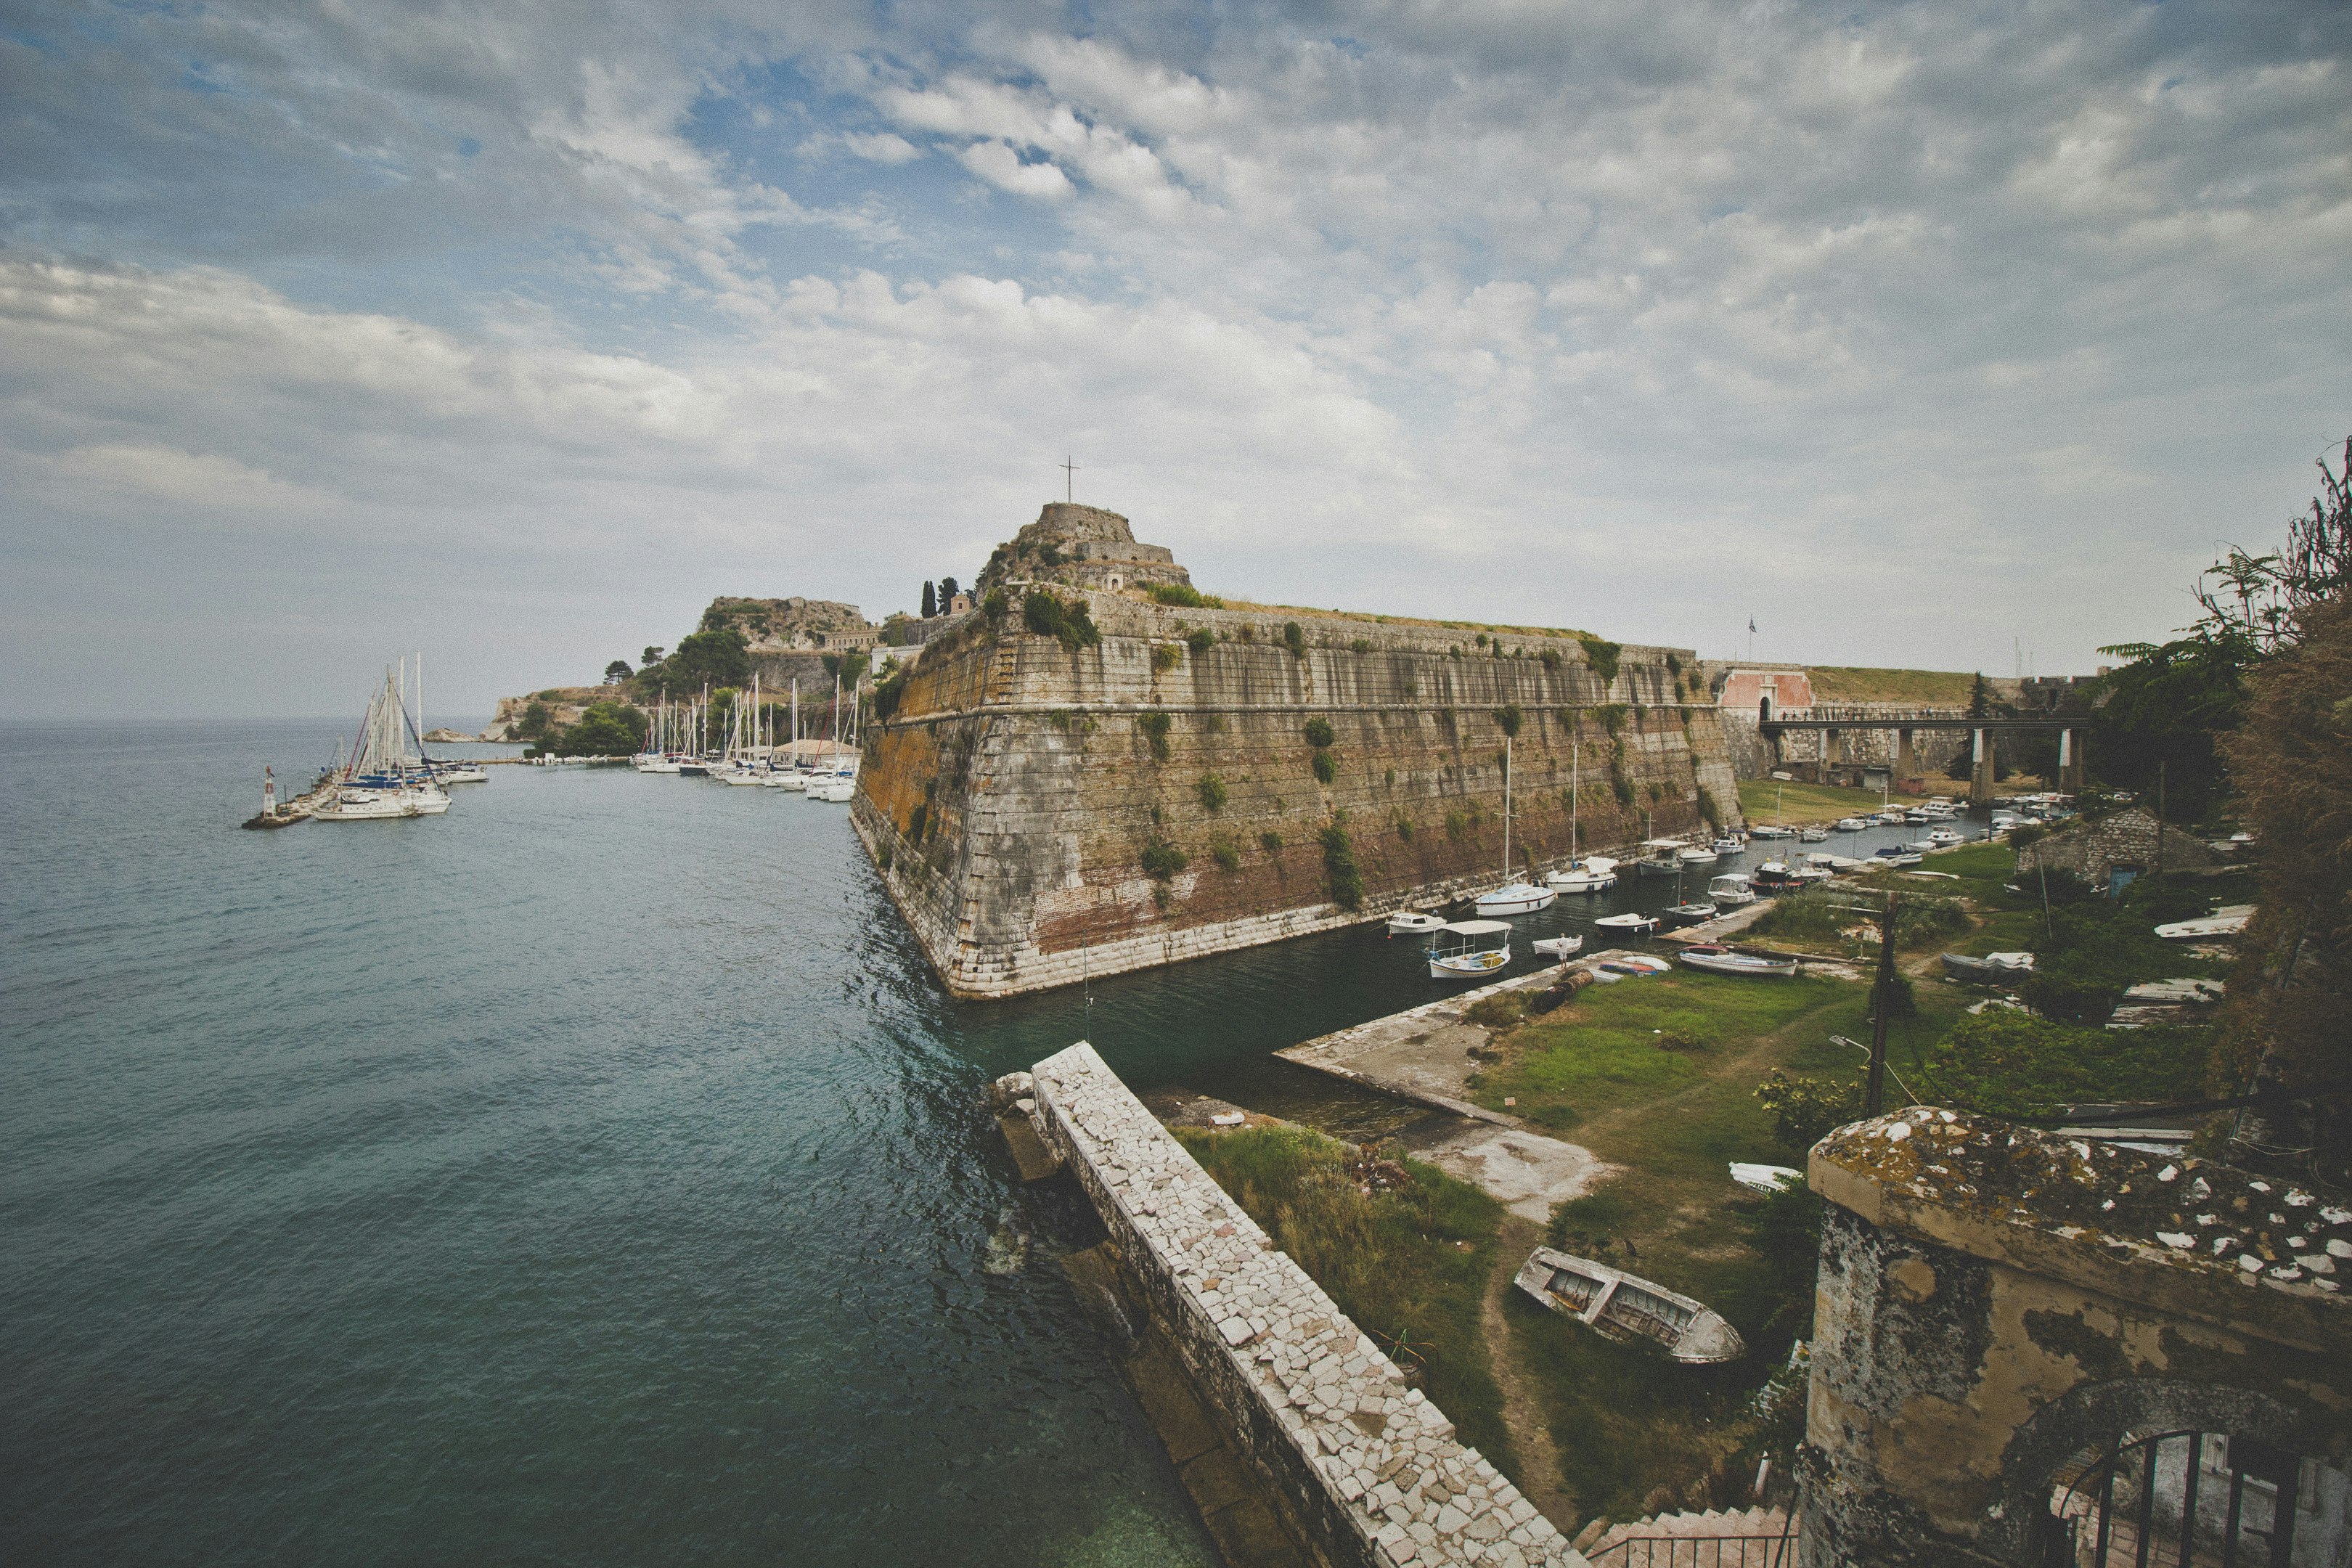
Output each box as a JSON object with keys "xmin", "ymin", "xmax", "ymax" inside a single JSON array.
[
  {"xmin": 1030, "ymin": 1042, "xmax": 1588, "ymax": 1568},
  {"xmin": 857, "ymin": 577, "xmax": 1737, "ymax": 997}
]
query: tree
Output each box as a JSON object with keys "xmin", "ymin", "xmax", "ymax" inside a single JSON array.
[
  {"xmin": 642, "ymin": 646, "xmax": 664, "ymax": 668},
  {"xmin": 1965, "ymin": 671, "xmax": 1993, "ymax": 719},
  {"xmin": 665, "ymin": 628, "xmax": 751, "ymax": 691},
  {"xmin": 920, "ymin": 581, "xmax": 936, "ymax": 618},
  {"xmin": 517, "ymin": 701, "xmax": 554, "ymax": 739},
  {"xmin": 938, "ymin": 575, "xmax": 960, "ymax": 604},
  {"xmin": 603, "ymin": 659, "xmax": 632, "ymax": 685},
  {"xmin": 554, "ymin": 701, "xmax": 648, "ymax": 757}
]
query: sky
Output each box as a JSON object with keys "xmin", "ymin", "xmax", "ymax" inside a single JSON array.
[{"xmin": 2, "ymin": 0, "xmax": 2347, "ymax": 719}]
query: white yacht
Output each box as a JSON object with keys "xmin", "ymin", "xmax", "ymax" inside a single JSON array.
[
  {"xmin": 1707, "ymin": 873, "xmax": 1759, "ymax": 908},
  {"xmin": 1545, "ymin": 855, "xmax": 1618, "ymax": 894},
  {"xmin": 1387, "ymin": 910, "xmax": 1448, "ymax": 937},
  {"xmin": 1468, "ymin": 734, "xmax": 1554, "ymax": 914}
]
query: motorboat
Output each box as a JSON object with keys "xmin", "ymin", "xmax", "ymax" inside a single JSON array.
[
  {"xmin": 1428, "ymin": 920, "xmax": 1513, "ymax": 979},
  {"xmin": 1832, "ymin": 817, "xmax": 1871, "ymax": 833},
  {"xmin": 1677, "ymin": 947, "xmax": 1798, "ymax": 979},
  {"xmin": 762, "ymin": 768, "xmax": 808, "ymax": 791},
  {"xmin": 1593, "ymin": 912, "xmax": 1659, "ymax": 936},
  {"xmin": 433, "ymin": 764, "xmax": 489, "ymax": 784},
  {"xmin": 1874, "ymin": 810, "xmax": 1906, "ymax": 825},
  {"xmin": 1707, "ymin": 873, "xmax": 1758, "ymax": 907},
  {"xmin": 1635, "ymin": 839, "xmax": 1687, "ymax": 878},
  {"xmin": 1710, "ymin": 836, "xmax": 1744, "ymax": 857},
  {"xmin": 1662, "ymin": 901, "xmax": 1719, "ymax": 927},
  {"xmin": 1532, "ymin": 934, "xmax": 1584, "ymax": 959},
  {"xmin": 1678, "ymin": 845, "xmax": 1716, "ymax": 867},
  {"xmin": 1797, "ymin": 826, "xmax": 1830, "ymax": 843},
  {"xmin": 1806, "ymin": 853, "xmax": 1861, "ymax": 872},
  {"xmin": 1514, "ymin": 1247, "xmax": 1745, "ymax": 1363},
  {"xmin": 1475, "ymin": 881, "xmax": 1557, "ymax": 916},
  {"xmin": 1544, "ymin": 856, "xmax": 1618, "ymax": 894},
  {"xmin": 1871, "ymin": 847, "xmax": 1923, "ymax": 867},
  {"xmin": 1940, "ymin": 951, "xmax": 2036, "ymax": 983},
  {"xmin": 1750, "ymin": 824, "xmax": 1794, "ymax": 839},
  {"xmin": 2155, "ymin": 907, "xmax": 2255, "ymax": 941},
  {"xmin": 1903, "ymin": 809, "xmax": 1932, "ymax": 824},
  {"xmin": 1387, "ymin": 910, "xmax": 1449, "ymax": 937},
  {"xmin": 809, "ymin": 770, "xmax": 857, "ymax": 802},
  {"xmin": 1751, "ymin": 861, "xmax": 1804, "ymax": 891},
  {"xmin": 1926, "ymin": 828, "xmax": 1966, "ymax": 847}
]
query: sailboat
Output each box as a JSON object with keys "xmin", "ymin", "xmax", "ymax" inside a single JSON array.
[
  {"xmin": 313, "ymin": 660, "xmax": 451, "ymax": 821},
  {"xmin": 1545, "ymin": 736, "xmax": 1618, "ymax": 892},
  {"xmin": 1474, "ymin": 734, "xmax": 1556, "ymax": 915},
  {"xmin": 765, "ymin": 678, "xmax": 808, "ymax": 788},
  {"xmin": 1750, "ymin": 785, "xmax": 1794, "ymax": 838}
]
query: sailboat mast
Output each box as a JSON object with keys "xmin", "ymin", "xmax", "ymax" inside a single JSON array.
[
  {"xmin": 1502, "ymin": 735, "xmax": 1512, "ymax": 878},
  {"xmin": 1570, "ymin": 737, "xmax": 1579, "ymax": 859}
]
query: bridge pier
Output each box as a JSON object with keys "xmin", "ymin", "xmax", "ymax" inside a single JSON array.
[
  {"xmin": 1969, "ymin": 726, "xmax": 1995, "ymax": 805},
  {"xmin": 1894, "ymin": 727, "xmax": 1919, "ymax": 786},
  {"xmin": 2058, "ymin": 727, "xmax": 2083, "ymax": 791}
]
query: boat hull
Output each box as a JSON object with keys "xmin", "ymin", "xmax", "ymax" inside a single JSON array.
[{"xmin": 1513, "ymin": 1246, "xmax": 1745, "ymax": 1363}]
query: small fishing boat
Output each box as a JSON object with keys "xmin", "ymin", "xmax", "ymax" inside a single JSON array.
[
  {"xmin": 1874, "ymin": 809, "xmax": 1906, "ymax": 825},
  {"xmin": 1532, "ymin": 934, "xmax": 1584, "ymax": 958},
  {"xmin": 1545, "ymin": 856, "xmax": 1618, "ymax": 894},
  {"xmin": 2155, "ymin": 907, "xmax": 2255, "ymax": 941},
  {"xmin": 1387, "ymin": 910, "xmax": 1448, "ymax": 937},
  {"xmin": 1677, "ymin": 949, "xmax": 1797, "ymax": 978},
  {"xmin": 1475, "ymin": 881, "xmax": 1556, "ymax": 915},
  {"xmin": 1940, "ymin": 950, "xmax": 2035, "ymax": 983},
  {"xmin": 1428, "ymin": 920, "xmax": 1513, "ymax": 979},
  {"xmin": 1678, "ymin": 845, "xmax": 1715, "ymax": 867},
  {"xmin": 1832, "ymin": 817, "xmax": 1871, "ymax": 833},
  {"xmin": 1593, "ymin": 912, "xmax": 1659, "ymax": 936},
  {"xmin": 1707, "ymin": 873, "xmax": 1758, "ymax": 907},
  {"xmin": 1662, "ymin": 901, "xmax": 1719, "ymax": 926},
  {"xmin": 1514, "ymin": 1247, "xmax": 1745, "ymax": 1363},
  {"xmin": 1751, "ymin": 861, "xmax": 1803, "ymax": 891},
  {"xmin": 1797, "ymin": 826, "xmax": 1829, "ymax": 843},
  {"xmin": 1750, "ymin": 824, "xmax": 1793, "ymax": 839},
  {"xmin": 1635, "ymin": 839, "xmax": 1689, "ymax": 878},
  {"xmin": 1871, "ymin": 847, "xmax": 1923, "ymax": 867}
]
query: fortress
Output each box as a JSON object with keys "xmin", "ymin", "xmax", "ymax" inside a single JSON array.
[{"xmin": 852, "ymin": 503, "xmax": 1742, "ymax": 999}]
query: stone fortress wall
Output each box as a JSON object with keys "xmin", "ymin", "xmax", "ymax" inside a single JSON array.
[
  {"xmin": 1016, "ymin": 1042, "xmax": 1588, "ymax": 1568},
  {"xmin": 852, "ymin": 505, "xmax": 1744, "ymax": 998}
]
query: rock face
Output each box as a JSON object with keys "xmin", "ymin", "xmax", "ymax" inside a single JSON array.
[
  {"xmin": 852, "ymin": 533, "xmax": 1741, "ymax": 998},
  {"xmin": 976, "ymin": 503, "xmax": 1193, "ymax": 596}
]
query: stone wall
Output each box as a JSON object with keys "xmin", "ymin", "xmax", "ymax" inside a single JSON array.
[
  {"xmin": 2016, "ymin": 806, "xmax": 2221, "ymax": 889},
  {"xmin": 1798, "ymin": 1109, "xmax": 2351, "ymax": 1567},
  {"xmin": 1021, "ymin": 1042, "xmax": 1586, "ymax": 1568},
  {"xmin": 853, "ymin": 591, "xmax": 1741, "ymax": 997}
]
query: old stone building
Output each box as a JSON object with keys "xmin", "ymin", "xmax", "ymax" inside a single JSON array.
[
  {"xmin": 2017, "ymin": 806, "xmax": 2222, "ymax": 896},
  {"xmin": 976, "ymin": 503, "xmax": 1195, "ymax": 596}
]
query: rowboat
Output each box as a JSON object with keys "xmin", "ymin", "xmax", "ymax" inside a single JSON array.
[
  {"xmin": 1676, "ymin": 948, "xmax": 1797, "ymax": 978},
  {"xmin": 1428, "ymin": 920, "xmax": 1513, "ymax": 980},
  {"xmin": 1514, "ymin": 1247, "xmax": 1745, "ymax": 1363},
  {"xmin": 1598, "ymin": 955, "xmax": 1669, "ymax": 976},
  {"xmin": 1532, "ymin": 934, "xmax": 1585, "ymax": 958},
  {"xmin": 1593, "ymin": 912, "xmax": 1658, "ymax": 935},
  {"xmin": 1662, "ymin": 901, "xmax": 1719, "ymax": 926}
]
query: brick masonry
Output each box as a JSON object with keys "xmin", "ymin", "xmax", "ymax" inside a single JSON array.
[{"xmin": 1021, "ymin": 1042, "xmax": 1589, "ymax": 1568}]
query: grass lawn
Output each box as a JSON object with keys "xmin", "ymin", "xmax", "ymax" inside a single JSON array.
[
  {"xmin": 1461, "ymin": 969, "xmax": 1968, "ymax": 1522},
  {"xmin": 1175, "ymin": 1124, "xmax": 1515, "ymax": 1471},
  {"xmin": 1736, "ymin": 778, "xmax": 1895, "ymax": 827}
]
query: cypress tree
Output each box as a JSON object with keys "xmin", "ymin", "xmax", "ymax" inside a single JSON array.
[{"xmin": 920, "ymin": 581, "xmax": 936, "ymax": 618}]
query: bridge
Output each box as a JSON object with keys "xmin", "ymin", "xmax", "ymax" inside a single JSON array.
[{"xmin": 1752, "ymin": 711, "xmax": 2085, "ymax": 801}]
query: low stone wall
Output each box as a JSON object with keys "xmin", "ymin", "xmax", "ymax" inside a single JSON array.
[{"xmin": 1022, "ymin": 1042, "xmax": 1586, "ymax": 1568}]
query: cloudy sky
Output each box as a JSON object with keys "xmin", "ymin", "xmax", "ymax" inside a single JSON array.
[{"xmin": 3, "ymin": 0, "xmax": 2347, "ymax": 718}]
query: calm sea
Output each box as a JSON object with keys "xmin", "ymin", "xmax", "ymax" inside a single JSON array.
[{"xmin": 0, "ymin": 719, "xmax": 1946, "ymax": 1564}]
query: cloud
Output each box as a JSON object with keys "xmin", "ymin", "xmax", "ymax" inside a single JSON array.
[{"xmin": 955, "ymin": 141, "xmax": 1075, "ymax": 199}]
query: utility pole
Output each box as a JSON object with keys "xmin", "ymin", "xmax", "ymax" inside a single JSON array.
[
  {"xmin": 2156, "ymin": 759, "xmax": 2168, "ymax": 878},
  {"xmin": 1866, "ymin": 893, "xmax": 1900, "ymax": 1116}
]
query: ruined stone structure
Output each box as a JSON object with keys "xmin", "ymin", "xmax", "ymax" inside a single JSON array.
[
  {"xmin": 703, "ymin": 595, "xmax": 879, "ymax": 653},
  {"xmin": 1017, "ymin": 1042, "xmax": 1588, "ymax": 1567},
  {"xmin": 977, "ymin": 503, "xmax": 1195, "ymax": 596},
  {"xmin": 1800, "ymin": 1109, "xmax": 2350, "ymax": 1567},
  {"xmin": 2016, "ymin": 806, "xmax": 2224, "ymax": 896},
  {"xmin": 853, "ymin": 508, "xmax": 1741, "ymax": 997}
]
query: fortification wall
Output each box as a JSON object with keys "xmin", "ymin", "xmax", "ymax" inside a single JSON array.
[
  {"xmin": 1021, "ymin": 1042, "xmax": 1585, "ymax": 1568},
  {"xmin": 852, "ymin": 590, "xmax": 1741, "ymax": 997}
]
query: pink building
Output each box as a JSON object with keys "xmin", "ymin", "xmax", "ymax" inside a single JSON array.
[{"xmin": 1718, "ymin": 668, "xmax": 1814, "ymax": 722}]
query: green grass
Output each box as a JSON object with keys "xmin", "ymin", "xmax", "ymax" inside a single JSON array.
[
  {"xmin": 1177, "ymin": 1125, "xmax": 1513, "ymax": 1469},
  {"xmin": 1803, "ymin": 666, "xmax": 1980, "ymax": 706},
  {"xmin": 1736, "ymin": 778, "xmax": 1899, "ymax": 826},
  {"xmin": 1465, "ymin": 968, "xmax": 1966, "ymax": 1522}
]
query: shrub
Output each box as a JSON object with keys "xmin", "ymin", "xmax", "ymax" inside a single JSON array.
[
  {"xmin": 1260, "ymin": 830, "xmax": 1285, "ymax": 854},
  {"xmin": 1185, "ymin": 626, "xmax": 1215, "ymax": 653},
  {"xmin": 1022, "ymin": 589, "xmax": 1101, "ymax": 648},
  {"xmin": 1748, "ymin": 889, "xmax": 1845, "ymax": 942},
  {"xmin": 537, "ymin": 689, "xmax": 564, "ymax": 701},
  {"xmin": 1303, "ymin": 716, "xmax": 1336, "ymax": 748},
  {"xmin": 1474, "ymin": 632, "xmax": 1489, "ymax": 648},
  {"xmin": 1394, "ymin": 813, "xmax": 1415, "ymax": 841},
  {"xmin": 1148, "ymin": 582, "xmax": 1220, "ymax": 608},
  {"xmin": 1349, "ymin": 637, "xmax": 1373, "ymax": 654},
  {"xmin": 1892, "ymin": 895, "xmax": 1969, "ymax": 950},
  {"xmin": 2009, "ymin": 822, "xmax": 2049, "ymax": 849},
  {"xmin": 1151, "ymin": 642, "xmax": 1183, "ymax": 672},
  {"xmin": 1463, "ymin": 992, "xmax": 1528, "ymax": 1030},
  {"xmin": 1444, "ymin": 809, "xmax": 1471, "ymax": 841},
  {"xmin": 1548, "ymin": 1189, "xmax": 1638, "ymax": 1257},
  {"xmin": 1609, "ymin": 768, "xmax": 1636, "ymax": 807},
  {"xmin": 1696, "ymin": 786, "xmax": 1722, "ymax": 831},
  {"xmin": 1196, "ymin": 772, "xmax": 1228, "ymax": 812},
  {"xmin": 1597, "ymin": 703, "xmax": 1628, "ymax": 736},
  {"xmin": 1312, "ymin": 751, "xmax": 1339, "ymax": 784},
  {"xmin": 1580, "ymin": 636, "xmax": 1622, "ymax": 687},
  {"xmin": 1138, "ymin": 710, "xmax": 1173, "ymax": 761},
  {"xmin": 981, "ymin": 589, "xmax": 1008, "ymax": 622},
  {"xmin": 906, "ymin": 801, "xmax": 928, "ymax": 843},
  {"xmin": 1140, "ymin": 840, "xmax": 1189, "ymax": 881},
  {"xmin": 1283, "ymin": 621, "xmax": 1308, "ymax": 658},
  {"xmin": 1920, "ymin": 1011, "xmax": 2209, "ymax": 1119},
  {"xmin": 1754, "ymin": 1069, "xmax": 1865, "ymax": 1156},
  {"xmin": 877, "ymin": 844, "xmax": 893, "ymax": 870},
  {"xmin": 1320, "ymin": 824, "xmax": 1365, "ymax": 910},
  {"xmin": 1212, "ymin": 838, "xmax": 1242, "ymax": 872},
  {"xmin": 1540, "ymin": 648, "xmax": 1562, "ymax": 671},
  {"xmin": 1495, "ymin": 703, "xmax": 1523, "ymax": 739}
]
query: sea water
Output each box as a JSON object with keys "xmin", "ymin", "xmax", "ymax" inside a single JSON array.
[{"xmin": 0, "ymin": 720, "xmax": 1949, "ymax": 1564}]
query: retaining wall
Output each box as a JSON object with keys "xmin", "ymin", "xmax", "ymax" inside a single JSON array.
[{"xmin": 1022, "ymin": 1042, "xmax": 1588, "ymax": 1568}]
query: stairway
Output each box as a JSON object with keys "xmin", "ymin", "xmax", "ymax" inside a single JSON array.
[{"xmin": 1572, "ymin": 1506, "xmax": 1794, "ymax": 1567}]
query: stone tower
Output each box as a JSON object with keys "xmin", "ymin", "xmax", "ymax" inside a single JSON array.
[{"xmin": 976, "ymin": 504, "xmax": 1194, "ymax": 596}]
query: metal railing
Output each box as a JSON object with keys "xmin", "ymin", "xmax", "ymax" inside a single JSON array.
[{"xmin": 1585, "ymin": 1514, "xmax": 1797, "ymax": 1567}]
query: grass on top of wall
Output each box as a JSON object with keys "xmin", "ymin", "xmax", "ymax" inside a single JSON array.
[
  {"xmin": 1735, "ymin": 778, "xmax": 1903, "ymax": 826},
  {"xmin": 1175, "ymin": 1124, "xmax": 1514, "ymax": 1473}
]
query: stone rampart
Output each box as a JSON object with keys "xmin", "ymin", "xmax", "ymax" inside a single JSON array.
[
  {"xmin": 1023, "ymin": 1042, "xmax": 1585, "ymax": 1568},
  {"xmin": 854, "ymin": 589, "xmax": 1741, "ymax": 997}
]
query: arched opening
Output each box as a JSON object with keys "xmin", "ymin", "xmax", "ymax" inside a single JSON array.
[{"xmin": 1760, "ymin": 695, "xmax": 1773, "ymax": 723}]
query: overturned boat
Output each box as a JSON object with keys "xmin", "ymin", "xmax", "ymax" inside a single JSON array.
[{"xmin": 1514, "ymin": 1247, "xmax": 1745, "ymax": 1363}]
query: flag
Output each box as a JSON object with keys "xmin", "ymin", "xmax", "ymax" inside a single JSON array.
[{"xmin": 1749, "ymin": 617, "xmax": 1757, "ymax": 634}]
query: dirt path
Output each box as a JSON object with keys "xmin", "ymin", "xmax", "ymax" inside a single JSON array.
[{"xmin": 1482, "ymin": 1213, "xmax": 1583, "ymax": 1539}]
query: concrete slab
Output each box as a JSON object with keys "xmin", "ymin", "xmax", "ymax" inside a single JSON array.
[{"xmin": 1404, "ymin": 1122, "xmax": 1617, "ymax": 1222}]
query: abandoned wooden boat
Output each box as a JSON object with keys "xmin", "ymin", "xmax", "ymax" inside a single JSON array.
[
  {"xmin": 1676, "ymin": 948, "xmax": 1797, "ymax": 978},
  {"xmin": 1514, "ymin": 1247, "xmax": 1745, "ymax": 1363},
  {"xmin": 1940, "ymin": 951, "xmax": 2035, "ymax": 984}
]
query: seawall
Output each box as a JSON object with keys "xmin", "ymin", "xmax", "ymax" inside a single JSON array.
[
  {"xmin": 853, "ymin": 590, "xmax": 1741, "ymax": 998},
  {"xmin": 1019, "ymin": 1042, "xmax": 1587, "ymax": 1568}
]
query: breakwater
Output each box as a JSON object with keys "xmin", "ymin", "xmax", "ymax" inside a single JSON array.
[
  {"xmin": 1016, "ymin": 1042, "xmax": 1588, "ymax": 1567},
  {"xmin": 854, "ymin": 588, "xmax": 1741, "ymax": 998}
]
